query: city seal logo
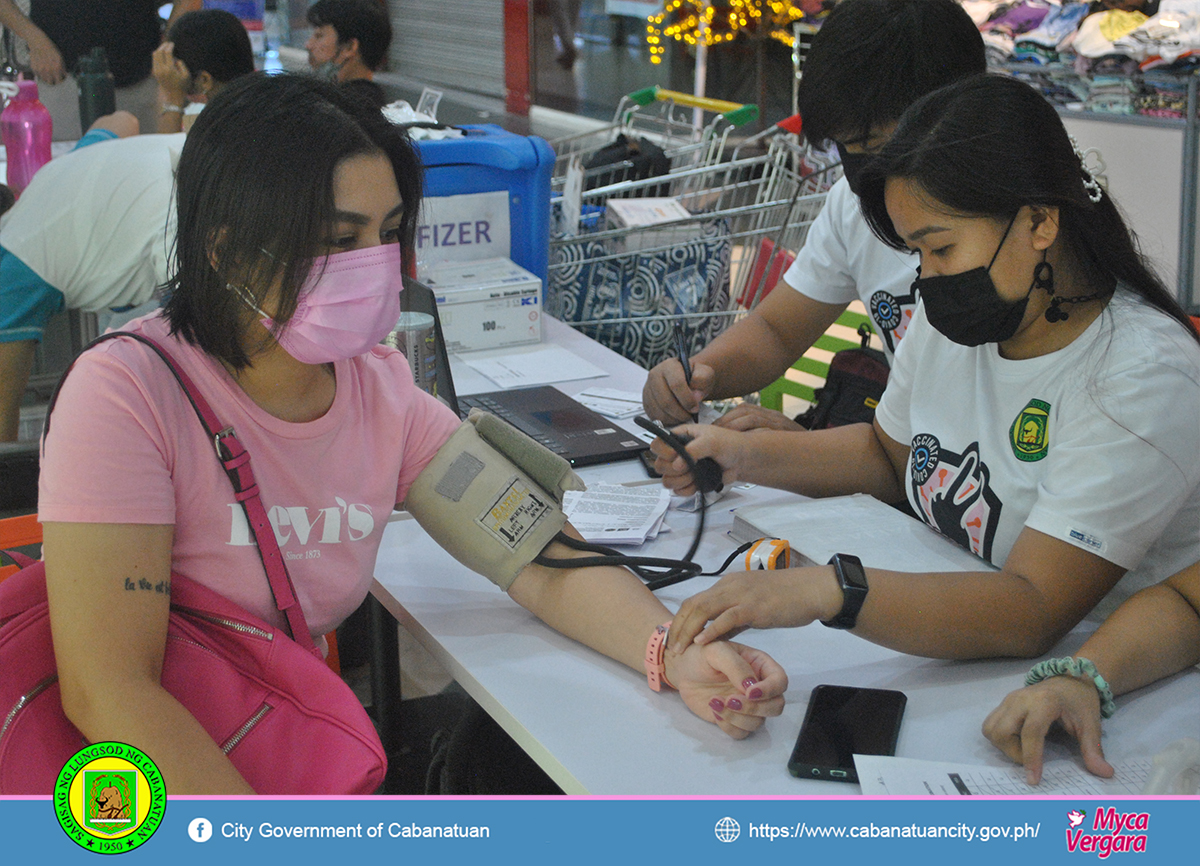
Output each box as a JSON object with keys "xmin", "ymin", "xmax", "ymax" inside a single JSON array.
[
  {"xmin": 1009, "ymin": 399, "xmax": 1051, "ymax": 462},
  {"xmin": 54, "ymin": 742, "xmax": 166, "ymax": 854}
]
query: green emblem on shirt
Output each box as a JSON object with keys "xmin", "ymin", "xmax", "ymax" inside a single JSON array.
[{"xmin": 1009, "ymin": 398, "xmax": 1050, "ymax": 462}]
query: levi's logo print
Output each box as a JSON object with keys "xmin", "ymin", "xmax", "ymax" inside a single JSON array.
[
  {"xmin": 869, "ymin": 287, "xmax": 918, "ymax": 353},
  {"xmin": 910, "ymin": 434, "xmax": 1002, "ymax": 561},
  {"xmin": 1009, "ymin": 398, "xmax": 1051, "ymax": 462},
  {"xmin": 226, "ymin": 498, "xmax": 376, "ymax": 551}
]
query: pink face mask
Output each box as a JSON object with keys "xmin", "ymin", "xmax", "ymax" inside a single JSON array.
[{"xmin": 252, "ymin": 244, "xmax": 404, "ymax": 364}]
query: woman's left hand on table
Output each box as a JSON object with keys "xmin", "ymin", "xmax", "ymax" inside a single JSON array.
[{"xmin": 665, "ymin": 639, "xmax": 787, "ymax": 738}]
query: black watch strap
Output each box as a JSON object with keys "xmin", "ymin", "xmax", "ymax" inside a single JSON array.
[{"xmin": 821, "ymin": 553, "xmax": 868, "ymax": 630}]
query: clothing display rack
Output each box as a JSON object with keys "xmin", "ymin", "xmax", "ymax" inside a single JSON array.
[{"xmin": 997, "ymin": 63, "xmax": 1199, "ymax": 308}]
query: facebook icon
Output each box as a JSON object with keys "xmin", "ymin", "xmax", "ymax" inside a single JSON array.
[{"xmin": 188, "ymin": 817, "xmax": 213, "ymax": 843}]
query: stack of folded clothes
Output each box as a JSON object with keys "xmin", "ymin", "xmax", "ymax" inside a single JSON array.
[
  {"xmin": 972, "ymin": 0, "xmax": 1198, "ymax": 120},
  {"xmin": 1013, "ymin": 2, "xmax": 1091, "ymax": 65},
  {"xmin": 980, "ymin": 0, "xmax": 1053, "ymax": 64}
]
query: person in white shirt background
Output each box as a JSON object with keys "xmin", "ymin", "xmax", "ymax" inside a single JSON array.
[
  {"xmin": 0, "ymin": 8, "xmax": 254, "ymax": 442},
  {"xmin": 642, "ymin": 0, "xmax": 986, "ymax": 432}
]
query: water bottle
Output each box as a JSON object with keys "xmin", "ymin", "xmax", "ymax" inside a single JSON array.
[
  {"xmin": 77, "ymin": 47, "xmax": 117, "ymax": 132},
  {"xmin": 1, "ymin": 79, "xmax": 52, "ymax": 196}
]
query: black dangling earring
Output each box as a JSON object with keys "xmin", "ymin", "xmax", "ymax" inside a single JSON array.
[{"xmin": 1033, "ymin": 261, "xmax": 1069, "ymax": 323}]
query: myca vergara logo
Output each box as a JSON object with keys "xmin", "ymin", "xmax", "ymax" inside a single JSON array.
[
  {"xmin": 54, "ymin": 742, "xmax": 166, "ymax": 854},
  {"xmin": 1065, "ymin": 807, "xmax": 1149, "ymax": 858},
  {"xmin": 1010, "ymin": 398, "xmax": 1051, "ymax": 462}
]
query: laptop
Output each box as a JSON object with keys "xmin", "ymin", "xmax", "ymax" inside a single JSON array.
[{"xmin": 401, "ymin": 276, "xmax": 649, "ymax": 468}]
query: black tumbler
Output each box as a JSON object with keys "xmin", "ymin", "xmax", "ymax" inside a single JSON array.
[{"xmin": 77, "ymin": 47, "xmax": 116, "ymax": 133}]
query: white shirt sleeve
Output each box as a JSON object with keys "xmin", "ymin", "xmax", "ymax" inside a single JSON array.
[
  {"xmin": 1025, "ymin": 354, "xmax": 1200, "ymax": 569},
  {"xmin": 780, "ymin": 178, "xmax": 862, "ymax": 306}
]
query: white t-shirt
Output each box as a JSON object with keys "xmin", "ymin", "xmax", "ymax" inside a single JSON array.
[
  {"xmin": 781, "ymin": 177, "xmax": 920, "ymax": 361},
  {"xmin": 874, "ymin": 290, "xmax": 1200, "ymax": 604},
  {"xmin": 0, "ymin": 132, "xmax": 184, "ymax": 311}
]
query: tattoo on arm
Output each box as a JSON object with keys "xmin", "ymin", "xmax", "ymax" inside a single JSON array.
[{"xmin": 123, "ymin": 577, "xmax": 171, "ymax": 594}]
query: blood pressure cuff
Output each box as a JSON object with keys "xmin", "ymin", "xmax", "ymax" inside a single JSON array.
[{"xmin": 404, "ymin": 410, "xmax": 586, "ymax": 591}]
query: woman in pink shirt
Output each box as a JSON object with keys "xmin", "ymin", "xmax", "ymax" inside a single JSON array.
[{"xmin": 38, "ymin": 74, "xmax": 786, "ymax": 794}]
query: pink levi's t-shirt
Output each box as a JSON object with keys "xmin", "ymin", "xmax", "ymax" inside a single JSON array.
[{"xmin": 38, "ymin": 312, "xmax": 462, "ymax": 638}]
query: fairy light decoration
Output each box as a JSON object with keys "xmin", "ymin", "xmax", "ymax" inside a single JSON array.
[{"xmin": 646, "ymin": 1, "xmax": 809, "ymax": 65}]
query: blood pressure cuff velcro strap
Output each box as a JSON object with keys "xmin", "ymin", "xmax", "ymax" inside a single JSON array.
[{"xmin": 404, "ymin": 410, "xmax": 586, "ymax": 591}]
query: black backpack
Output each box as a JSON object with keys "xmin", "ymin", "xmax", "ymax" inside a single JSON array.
[
  {"xmin": 795, "ymin": 323, "xmax": 890, "ymax": 430},
  {"xmin": 583, "ymin": 133, "xmax": 671, "ymax": 195}
]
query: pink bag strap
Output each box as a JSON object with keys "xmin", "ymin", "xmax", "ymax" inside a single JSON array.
[
  {"xmin": 43, "ymin": 332, "xmax": 316, "ymax": 652},
  {"xmin": 0, "ymin": 549, "xmax": 37, "ymax": 570}
]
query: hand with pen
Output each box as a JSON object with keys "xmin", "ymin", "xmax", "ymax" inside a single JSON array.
[
  {"xmin": 641, "ymin": 325, "xmax": 715, "ymax": 425},
  {"xmin": 643, "ymin": 324, "xmax": 806, "ymax": 432}
]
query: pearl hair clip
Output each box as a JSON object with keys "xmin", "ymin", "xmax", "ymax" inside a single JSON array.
[{"xmin": 1069, "ymin": 135, "xmax": 1106, "ymax": 204}]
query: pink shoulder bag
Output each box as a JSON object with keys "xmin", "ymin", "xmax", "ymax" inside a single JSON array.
[{"xmin": 0, "ymin": 333, "xmax": 386, "ymax": 794}]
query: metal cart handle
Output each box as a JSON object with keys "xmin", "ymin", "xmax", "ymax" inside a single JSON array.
[{"xmin": 626, "ymin": 86, "xmax": 759, "ymax": 127}]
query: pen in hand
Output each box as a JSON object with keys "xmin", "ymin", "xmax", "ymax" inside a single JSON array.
[{"xmin": 675, "ymin": 322, "xmax": 699, "ymax": 423}]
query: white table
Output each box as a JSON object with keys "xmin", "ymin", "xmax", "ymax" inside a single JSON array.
[{"xmin": 371, "ymin": 317, "xmax": 1200, "ymax": 795}]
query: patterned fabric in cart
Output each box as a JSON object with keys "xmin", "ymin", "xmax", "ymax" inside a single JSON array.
[{"xmin": 548, "ymin": 218, "xmax": 732, "ymax": 370}]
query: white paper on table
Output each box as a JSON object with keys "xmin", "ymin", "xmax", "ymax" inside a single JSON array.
[
  {"xmin": 646, "ymin": 508, "xmax": 670, "ymax": 539},
  {"xmin": 674, "ymin": 488, "xmax": 729, "ymax": 513},
  {"xmin": 854, "ymin": 755, "xmax": 1155, "ymax": 796},
  {"xmin": 562, "ymin": 483, "xmax": 671, "ymax": 545},
  {"xmin": 574, "ymin": 387, "xmax": 644, "ymax": 419},
  {"xmin": 460, "ymin": 344, "xmax": 608, "ymax": 388}
]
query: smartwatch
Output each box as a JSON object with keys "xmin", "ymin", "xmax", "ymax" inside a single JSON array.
[{"xmin": 820, "ymin": 553, "xmax": 868, "ymax": 630}]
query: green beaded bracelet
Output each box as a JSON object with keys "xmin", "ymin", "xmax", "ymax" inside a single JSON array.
[{"xmin": 1025, "ymin": 656, "xmax": 1116, "ymax": 719}]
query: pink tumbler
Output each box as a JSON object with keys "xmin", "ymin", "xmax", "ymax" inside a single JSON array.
[{"xmin": 1, "ymin": 80, "xmax": 53, "ymax": 196}]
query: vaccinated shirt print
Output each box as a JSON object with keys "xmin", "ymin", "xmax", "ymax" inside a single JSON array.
[
  {"xmin": 909, "ymin": 434, "xmax": 1002, "ymax": 561},
  {"xmin": 869, "ymin": 286, "xmax": 918, "ymax": 354}
]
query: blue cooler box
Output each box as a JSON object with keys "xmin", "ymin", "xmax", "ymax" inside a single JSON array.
[{"xmin": 414, "ymin": 125, "xmax": 553, "ymax": 293}]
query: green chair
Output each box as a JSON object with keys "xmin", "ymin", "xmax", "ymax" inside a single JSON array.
[{"xmin": 758, "ymin": 308, "xmax": 875, "ymax": 412}]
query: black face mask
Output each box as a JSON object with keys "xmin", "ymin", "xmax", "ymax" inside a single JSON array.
[
  {"xmin": 834, "ymin": 143, "xmax": 873, "ymax": 197},
  {"xmin": 914, "ymin": 215, "xmax": 1033, "ymax": 347}
]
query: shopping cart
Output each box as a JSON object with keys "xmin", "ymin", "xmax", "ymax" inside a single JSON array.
[
  {"xmin": 548, "ymin": 86, "xmax": 759, "ymax": 193},
  {"xmin": 547, "ymin": 135, "xmax": 841, "ymax": 371},
  {"xmin": 729, "ymin": 113, "xmax": 841, "ymax": 194}
]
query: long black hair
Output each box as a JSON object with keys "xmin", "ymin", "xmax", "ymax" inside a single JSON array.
[
  {"xmin": 857, "ymin": 73, "xmax": 1199, "ymax": 345},
  {"xmin": 164, "ymin": 73, "xmax": 423, "ymax": 369}
]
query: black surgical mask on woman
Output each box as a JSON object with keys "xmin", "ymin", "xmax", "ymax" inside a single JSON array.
[
  {"xmin": 912, "ymin": 214, "xmax": 1037, "ymax": 346},
  {"xmin": 834, "ymin": 143, "xmax": 873, "ymax": 197}
]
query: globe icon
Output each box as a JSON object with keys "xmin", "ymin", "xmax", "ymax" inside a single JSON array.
[{"xmin": 714, "ymin": 816, "xmax": 740, "ymax": 843}]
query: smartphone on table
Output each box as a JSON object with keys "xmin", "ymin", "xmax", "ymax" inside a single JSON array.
[{"xmin": 787, "ymin": 684, "xmax": 907, "ymax": 783}]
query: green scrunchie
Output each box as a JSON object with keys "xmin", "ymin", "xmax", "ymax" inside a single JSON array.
[{"xmin": 1025, "ymin": 656, "xmax": 1116, "ymax": 719}]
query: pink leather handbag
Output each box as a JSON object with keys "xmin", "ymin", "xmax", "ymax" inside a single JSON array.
[{"xmin": 0, "ymin": 333, "xmax": 386, "ymax": 794}]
